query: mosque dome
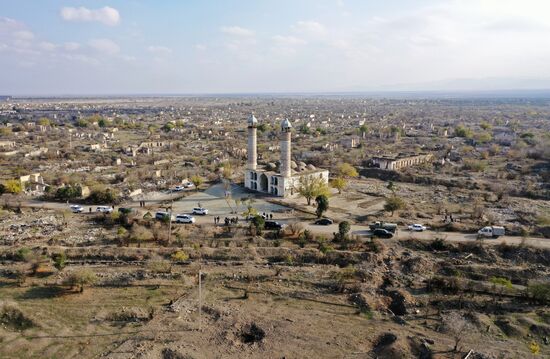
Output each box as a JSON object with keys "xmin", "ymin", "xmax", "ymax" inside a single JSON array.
[
  {"xmin": 248, "ymin": 114, "xmax": 258, "ymax": 126},
  {"xmin": 281, "ymin": 118, "xmax": 292, "ymax": 131}
]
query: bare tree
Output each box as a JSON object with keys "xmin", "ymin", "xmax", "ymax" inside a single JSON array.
[{"xmin": 442, "ymin": 312, "xmax": 472, "ymax": 352}]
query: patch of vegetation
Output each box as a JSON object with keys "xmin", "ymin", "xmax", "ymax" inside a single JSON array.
[{"xmin": 0, "ymin": 301, "xmax": 35, "ymax": 330}]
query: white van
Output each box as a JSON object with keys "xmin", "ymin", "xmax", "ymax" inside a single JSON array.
[
  {"xmin": 176, "ymin": 214, "xmax": 195, "ymax": 224},
  {"xmin": 478, "ymin": 226, "xmax": 505, "ymax": 238},
  {"xmin": 96, "ymin": 206, "xmax": 113, "ymax": 213}
]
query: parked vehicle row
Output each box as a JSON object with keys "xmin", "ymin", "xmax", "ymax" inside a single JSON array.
[
  {"xmin": 171, "ymin": 182, "xmax": 194, "ymax": 192},
  {"xmin": 155, "ymin": 211, "xmax": 196, "ymax": 224}
]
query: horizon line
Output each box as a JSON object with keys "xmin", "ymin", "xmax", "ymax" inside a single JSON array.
[{"xmin": 4, "ymin": 88, "xmax": 550, "ymax": 99}]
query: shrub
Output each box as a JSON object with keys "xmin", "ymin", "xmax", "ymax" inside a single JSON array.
[
  {"xmin": 527, "ymin": 282, "xmax": 550, "ymax": 304},
  {"xmin": 2, "ymin": 180, "xmax": 22, "ymax": 194},
  {"xmin": 384, "ymin": 196, "xmax": 405, "ymax": 216},
  {"xmin": 52, "ymin": 252, "xmax": 67, "ymax": 271},
  {"xmin": 147, "ymin": 258, "xmax": 171, "ymax": 273},
  {"xmin": 171, "ymin": 251, "xmax": 189, "ymax": 262},
  {"xmin": 63, "ymin": 269, "xmax": 98, "ymax": 293},
  {"xmin": 0, "ymin": 301, "xmax": 35, "ymax": 330},
  {"xmin": 454, "ymin": 124, "xmax": 473, "ymax": 138},
  {"xmin": 251, "ymin": 215, "xmax": 265, "ymax": 235},
  {"xmin": 54, "ymin": 185, "xmax": 82, "ymax": 201},
  {"xmin": 15, "ymin": 247, "xmax": 32, "ymax": 261},
  {"xmin": 87, "ymin": 188, "xmax": 119, "ymax": 204},
  {"xmin": 462, "ymin": 159, "xmax": 486, "ymax": 172}
]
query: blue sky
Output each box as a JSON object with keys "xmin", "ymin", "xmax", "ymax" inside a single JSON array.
[{"xmin": 1, "ymin": 0, "xmax": 550, "ymax": 95}]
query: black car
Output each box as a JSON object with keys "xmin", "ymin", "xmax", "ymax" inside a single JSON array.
[
  {"xmin": 372, "ymin": 228, "xmax": 393, "ymax": 238},
  {"xmin": 264, "ymin": 221, "xmax": 285, "ymax": 230},
  {"xmin": 118, "ymin": 207, "xmax": 134, "ymax": 214},
  {"xmin": 314, "ymin": 218, "xmax": 333, "ymax": 225}
]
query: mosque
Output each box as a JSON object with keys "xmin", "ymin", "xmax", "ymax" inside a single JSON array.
[{"xmin": 244, "ymin": 115, "xmax": 329, "ymax": 197}]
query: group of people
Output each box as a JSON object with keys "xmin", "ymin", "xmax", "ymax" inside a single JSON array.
[
  {"xmin": 261, "ymin": 212, "xmax": 274, "ymax": 220},
  {"xmin": 214, "ymin": 216, "xmax": 239, "ymax": 226}
]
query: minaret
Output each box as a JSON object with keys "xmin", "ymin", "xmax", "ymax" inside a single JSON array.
[
  {"xmin": 280, "ymin": 119, "xmax": 292, "ymax": 178},
  {"xmin": 247, "ymin": 114, "xmax": 258, "ymax": 170}
]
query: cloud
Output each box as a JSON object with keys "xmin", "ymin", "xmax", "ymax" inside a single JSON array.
[
  {"xmin": 147, "ymin": 45, "xmax": 172, "ymax": 56},
  {"xmin": 88, "ymin": 38, "xmax": 120, "ymax": 55},
  {"xmin": 194, "ymin": 44, "xmax": 207, "ymax": 51},
  {"xmin": 60, "ymin": 6, "xmax": 120, "ymax": 26},
  {"xmin": 221, "ymin": 26, "xmax": 255, "ymax": 37},
  {"xmin": 292, "ymin": 21, "xmax": 326, "ymax": 36},
  {"xmin": 272, "ymin": 35, "xmax": 306, "ymax": 46},
  {"xmin": 13, "ymin": 30, "xmax": 34, "ymax": 41},
  {"xmin": 63, "ymin": 42, "xmax": 81, "ymax": 51},
  {"xmin": 39, "ymin": 41, "xmax": 56, "ymax": 51}
]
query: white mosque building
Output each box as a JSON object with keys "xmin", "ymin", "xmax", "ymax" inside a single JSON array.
[{"xmin": 244, "ymin": 114, "xmax": 329, "ymax": 197}]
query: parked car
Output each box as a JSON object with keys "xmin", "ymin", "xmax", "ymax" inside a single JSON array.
[
  {"xmin": 192, "ymin": 207, "xmax": 208, "ymax": 215},
  {"xmin": 173, "ymin": 186, "xmax": 185, "ymax": 191},
  {"xmin": 314, "ymin": 218, "xmax": 333, "ymax": 225},
  {"xmin": 369, "ymin": 221, "xmax": 398, "ymax": 233},
  {"xmin": 372, "ymin": 228, "xmax": 394, "ymax": 238},
  {"xmin": 155, "ymin": 211, "xmax": 173, "ymax": 221},
  {"xmin": 407, "ymin": 224, "xmax": 427, "ymax": 232},
  {"xmin": 96, "ymin": 206, "xmax": 113, "ymax": 213},
  {"xmin": 183, "ymin": 182, "xmax": 194, "ymax": 188},
  {"xmin": 118, "ymin": 207, "xmax": 134, "ymax": 214},
  {"xmin": 176, "ymin": 214, "xmax": 195, "ymax": 224},
  {"xmin": 70, "ymin": 205, "xmax": 83, "ymax": 213},
  {"xmin": 478, "ymin": 226, "xmax": 505, "ymax": 238},
  {"xmin": 264, "ymin": 221, "xmax": 285, "ymax": 230}
]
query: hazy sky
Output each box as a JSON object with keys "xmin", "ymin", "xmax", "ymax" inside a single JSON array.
[{"xmin": 1, "ymin": 0, "xmax": 550, "ymax": 95}]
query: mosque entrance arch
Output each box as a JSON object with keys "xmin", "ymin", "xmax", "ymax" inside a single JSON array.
[{"xmin": 259, "ymin": 173, "xmax": 268, "ymax": 192}]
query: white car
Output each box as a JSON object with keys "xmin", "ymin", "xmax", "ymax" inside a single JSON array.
[
  {"xmin": 408, "ymin": 224, "xmax": 427, "ymax": 231},
  {"xmin": 183, "ymin": 182, "xmax": 194, "ymax": 188},
  {"xmin": 192, "ymin": 207, "xmax": 208, "ymax": 215},
  {"xmin": 174, "ymin": 186, "xmax": 185, "ymax": 191},
  {"xmin": 176, "ymin": 214, "xmax": 195, "ymax": 224},
  {"xmin": 70, "ymin": 205, "xmax": 83, "ymax": 213},
  {"xmin": 96, "ymin": 206, "xmax": 113, "ymax": 213}
]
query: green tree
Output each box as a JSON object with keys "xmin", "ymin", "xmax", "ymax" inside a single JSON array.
[
  {"xmin": 384, "ymin": 196, "xmax": 405, "ymax": 216},
  {"xmin": 387, "ymin": 180, "xmax": 396, "ymax": 193},
  {"xmin": 37, "ymin": 117, "xmax": 50, "ymax": 126},
  {"xmin": 3, "ymin": 179, "xmax": 22, "ymax": 194},
  {"xmin": 359, "ymin": 124, "xmax": 368, "ymax": 136},
  {"xmin": 97, "ymin": 118, "xmax": 107, "ymax": 128},
  {"xmin": 162, "ymin": 122, "xmax": 174, "ymax": 132},
  {"xmin": 52, "ymin": 252, "xmax": 67, "ymax": 271},
  {"xmin": 75, "ymin": 118, "xmax": 88, "ymax": 128},
  {"xmin": 337, "ymin": 221, "xmax": 351, "ymax": 241},
  {"xmin": 454, "ymin": 124, "xmax": 473, "ymax": 138},
  {"xmin": 251, "ymin": 215, "xmax": 265, "ymax": 235},
  {"xmin": 63, "ymin": 269, "xmax": 97, "ymax": 293},
  {"xmin": 88, "ymin": 187, "xmax": 119, "ymax": 204},
  {"xmin": 480, "ymin": 121, "xmax": 492, "ymax": 130},
  {"xmin": 315, "ymin": 194, "xmax": 329, "ymax": 218},
  {"xmin": 330, "ymin": 177, "xmax": 347, "ymax": 194},
  {"xmin": 190, "ymin": 174, "xmax": 204, "ymax": 190},
  {"xmin": 54, "ymin": 185, "xmax": 82, "ymax": 201},
  {"xmin": 337, "ymin": 163, "xmax": 358, "ymax": 178},
  {"xmin": 295, "ymin": 175, "xmax": 330, "ymax": 205},
  {"xmin": 475, "ymin": 131, "xmax": 492, "ymax": 144}
]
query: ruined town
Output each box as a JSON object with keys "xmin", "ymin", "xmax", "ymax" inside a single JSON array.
[{"xmin": 0, "ymin": 94, "xmax": 549, "ymax": 358}]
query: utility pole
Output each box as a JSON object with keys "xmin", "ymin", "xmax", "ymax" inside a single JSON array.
[
  {"xmin": 168, "ymin": 202, "xmax": 172, "ymax": 244},
  {"xmin": 167, "ymin": 170, "xmax": 174, "ymax": 244},
  {"xmin": 198, "ymin": 262, "xmax": 202, "ymax": 332}
]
